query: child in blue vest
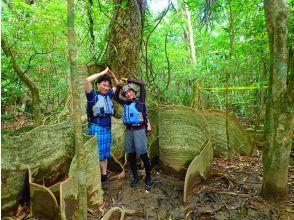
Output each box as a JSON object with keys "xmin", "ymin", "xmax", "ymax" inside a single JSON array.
[
  {"xmin": 114, "ymin": 78, "xmax": 152, "ymax": 191},
  {"xmin": 85, "ymin": 67, "xmax": 118, "ymax": 186}
]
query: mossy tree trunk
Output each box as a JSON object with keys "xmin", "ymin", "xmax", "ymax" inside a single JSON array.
[
  {"xmin": 262, "ymin": 0, "xmax": 293, "ymax": 201},
  {"xmin": 1, "ymin": 34, "xmax": 42, "ymax": 127},
  {"xmin": 104, "ymin": 0, "xmax": 147, "ymax": 78},
  {"xmin": 67, "ymin": 0, "xmax": 87, "ymax": 218}
]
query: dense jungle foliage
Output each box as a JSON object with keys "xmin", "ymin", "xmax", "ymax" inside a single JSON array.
[
  {"xmin": 1, "ymin": 1, "xmax": 293, "ymax": 218},
  {"xmin": 2, "ymin": 0, "xmax": 292, "ymax": 127}
]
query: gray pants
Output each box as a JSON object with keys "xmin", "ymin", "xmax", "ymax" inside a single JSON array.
[{"xmin": 125, "ymin": 128, "xmax": 147, "ymax": 155}]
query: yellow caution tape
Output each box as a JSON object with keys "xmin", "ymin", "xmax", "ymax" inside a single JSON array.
[{"xmin": 197, "ymin": 86, "xmax": 269, "ymax": 91}]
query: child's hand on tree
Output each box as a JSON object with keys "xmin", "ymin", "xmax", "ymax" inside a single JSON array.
[
  {"xmin": 121, "ymin": 78, "xmax": 128, "ymax": 82},
  {"xmin": 118, "ymin": 79, "xmax": 125, "ymax": 86},
  {"xmin": 107, "ymin": 69, "xmax": 114, "ymax": 77}
]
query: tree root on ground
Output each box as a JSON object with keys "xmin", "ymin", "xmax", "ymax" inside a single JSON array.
[
  {"xmin": 100, "ymin": 207, "xmax": 144, "ymax": 220},
  {"xmin": 211, "ymin": 168, "xmax": 237, "ymax": 190},
  {"xmin": 108, "ymin": 153, "xmax": 127, "ymax": 181}
]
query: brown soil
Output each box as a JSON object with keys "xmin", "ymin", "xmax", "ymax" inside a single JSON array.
[
  {"xmin": 1, "ymin": 109, "xmax": 34, "ymax": 132},
  {"xmin": 88, "ymin": 152, "xmax": 294, "ymax": 219}
]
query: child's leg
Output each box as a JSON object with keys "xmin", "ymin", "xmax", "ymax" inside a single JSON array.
[
  {"xmin": 128, "ymin": 152, "xmax": 139, "ymax": 187},
  {"xmin": 133, "ymin": 128, "xmax": 151, "ymax": 190},
  {"xmin": 140, "ymin": 153, "xmax": 152, "ymax": 189},
  {"xmin": 128, "ymin": 152, "xmax": 138, "ymax": 178},
  {"xmin": 140, "ymin": 153, "xmax": 151, "ymax": 178}
]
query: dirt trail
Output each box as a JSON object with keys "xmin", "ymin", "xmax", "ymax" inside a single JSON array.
[{"xmin": 89, "ymin": 152, "xmax": 294, "ymax": 219}]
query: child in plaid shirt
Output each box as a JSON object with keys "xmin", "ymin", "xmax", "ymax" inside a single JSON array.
[{"xmin": 85, "ymin": 67, "xmax": 118, "ymax": 185}]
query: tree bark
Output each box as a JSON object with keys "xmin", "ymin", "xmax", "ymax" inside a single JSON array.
[
  {"xmin": 228, "ymin": 0, "xmax": 235, "ymax": 57},
  {"xmin": 136, "ymin": 0, "xmax": 147, "ymax": 32},
  {"xmin": 104, "ymin": 0, "xmax": 146, "ymax": 78},
  {"xmin": 226, "ymin": 0, "xmax": 235, "ymax": 160},
  {"xmin": 184, "ymin": 2, "xmax": 196, "ymax": 64},
  {"xmin": 1, "ymin": 34, "xmax": 42, "ymax": 126},
  {"xmin": 86, "ymin": 0, "xmax": 97, "ymax": 62},
  {"xmin": 67, "ymin": 0, "xmax": 87, "ymax": 217},
  {"xmin": 177, "ymin": 0, "xmax": 189, "ymax": 50},
  {"xmin": 262, "ymin": 0, "xmax": 293, "ymax": 201}
]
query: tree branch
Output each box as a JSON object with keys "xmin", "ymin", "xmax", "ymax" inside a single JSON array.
[{"xmin": 1, "ymin": 32, "xmax": 42, "ymax": 126}]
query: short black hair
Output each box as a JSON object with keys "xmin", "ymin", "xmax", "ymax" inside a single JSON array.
[{"xmin": 96, "ymin": 74, "xmax": 112, "ymax": 87}]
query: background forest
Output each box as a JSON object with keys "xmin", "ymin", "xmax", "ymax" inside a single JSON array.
[
  {"xmin": 3, "ymin": 0, "xmax": 292, "ymax": 129},
  {"xmin": 1, "ymin": 0, "xmax": 293, "ymax": 219}
]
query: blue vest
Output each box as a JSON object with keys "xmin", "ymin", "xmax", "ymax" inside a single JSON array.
[
  {"xmin": 123, "ymin": 102, "xmax": 144, "ymax": 125},
  {"xmin": 92, "ymin": 94, "xmax": 114, "ymax": 117}
]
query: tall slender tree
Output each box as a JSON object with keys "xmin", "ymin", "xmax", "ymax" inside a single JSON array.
[
  {"xmin": 226, "ymin": 0, "xmax": 235, "ymax": 159},
  {"xmin": 262, "ymin": 0, "xmax": 293, "ymax": 200},
  {"xmin": 177, "ymin": 0, "xmax": 189, "ymax": 48},
  {"xmin": 67, "ymin": 0, "xmax": 87, "ymax": 217},
  {"xmin": 184, "ymin": 1, "xmax": 196, "ymax": 64}
]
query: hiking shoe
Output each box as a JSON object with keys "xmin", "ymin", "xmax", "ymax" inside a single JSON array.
[
  {"xmin": 131, "ymin": 176, "xmax": 139, "ymax": 188},
  {"xmin": 101, "ymin": 174, "xmax": 108, "ymax": 190},
  {"xmin": 101, "ymin": 180, "xmax": 108, "ymax": 190},
  {"xmin": 101, "ymin": 174, "xmax": 108, "ymax": 182},
  {"xmin": 145, "ymin": 176, "xmax": 152, "ymax": 191}
]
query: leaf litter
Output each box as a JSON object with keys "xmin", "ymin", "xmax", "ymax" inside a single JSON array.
[{"xmin": 88, "ymin": 150, "xmax": 294, "ymax": 220}]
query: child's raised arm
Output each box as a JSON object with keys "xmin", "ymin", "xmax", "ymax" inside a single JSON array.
[{"xmin": 84, "ymin": 67, "xmax": 109, "ymax": 93}]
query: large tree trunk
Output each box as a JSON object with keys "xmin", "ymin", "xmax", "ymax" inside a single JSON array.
[
  {"xmin": 104, "ymin": 0, "xmax": 147, "ymax": 78},
  {"xmin": 1, "ymin": 34, "xmax": 42, "ymax": 126},
  {"xmin": 67, "ymin": 0, "xmax": 87, "ymax": 218},
  {"xmin": 262, "ymin": 0, "xmax": 293, "ymax": 201}
]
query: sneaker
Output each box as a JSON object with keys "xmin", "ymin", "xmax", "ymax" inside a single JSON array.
[
  {"xmin": 145, "ymin": 176, "xmax": 152, "ymax": 191},
  {"xmin": 130, "ymin": 176, "xmax": 139, "ymax": 188}
]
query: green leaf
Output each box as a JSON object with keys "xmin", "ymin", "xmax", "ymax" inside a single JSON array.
[{"xmin": 118, "ymin": 0, "xmax": 128, "ymax": 8}]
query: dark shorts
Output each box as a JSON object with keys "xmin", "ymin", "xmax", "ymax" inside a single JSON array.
[
  {"xmin": 89, "ymin": 123, "xmax": 112, "ymax": 161},
  {"xmin": 125, "ymin": 128, "xmax": 147, "ymax": 155}
]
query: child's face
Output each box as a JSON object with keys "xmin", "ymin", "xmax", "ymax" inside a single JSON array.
[
  {"xmin": 125, "ymin": 89, "xmax": 136, "ymax": 100},
  {"xmin": 97, "ymin": 81, "xmax": 110, "ymax": 95}
]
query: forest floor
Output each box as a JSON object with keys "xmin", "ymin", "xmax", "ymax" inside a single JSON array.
[
  {"xmin": 88, "ymin": 152, "xmax": 294, "ymax": 220},
  {"xmin": 2, "ymin": 112, "xmax": 293, "ymax": 219},
  {"xmin": 1, "ymin": 108, "xmax": 34, "ymax": 134}
]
